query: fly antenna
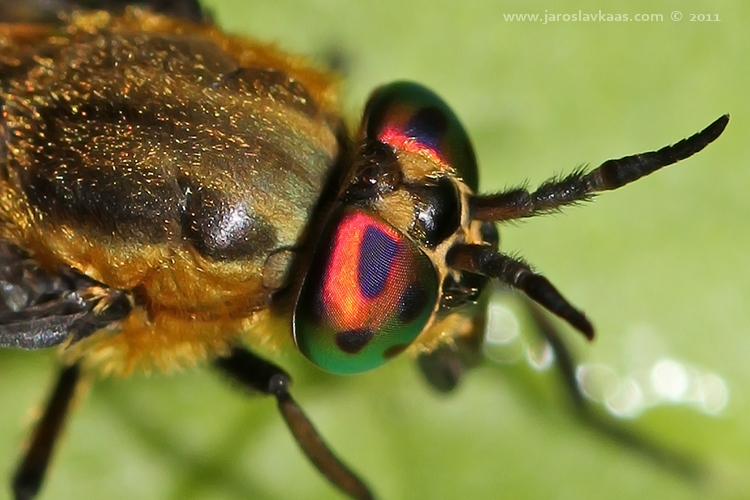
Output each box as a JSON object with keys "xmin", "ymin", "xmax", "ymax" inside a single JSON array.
[
  {"xmin": 446, "ymin": 243, "xmax": 594, "ymax": 339},
  {"xmin": 470, "ymin": 114, "xmax": 729, "ymax": 222}
]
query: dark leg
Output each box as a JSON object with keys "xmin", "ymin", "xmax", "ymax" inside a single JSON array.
[
  {"xmin": 417, "ymin": 335, "xmax": 482, "ymax": 393},
  {"xmin": 470, "ymin": 115, "xmax": 729, "ymax": 221},
  {"xmin": 13, "ymin": 364, "xmax": 82, "ymax": 500},
  {"xmin": 523, "ymin": 302, "xmax": 702, "ymax": 480},
  {"xmin": 418, "ymin": 291, "xmax": 490, "ymax": 392},
  {"xmin": 214, "ymin": 347, "xmax": 374, "ymax": 500}
]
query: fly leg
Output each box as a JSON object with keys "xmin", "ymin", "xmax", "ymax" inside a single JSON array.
[
  {"xmin": 214, "ymin": 347, "xmax": 374, "ymax": 500},
  {"xmin": 524, "ymin": 302, "xmax": 703, "ymax": 480},
  {"xmin": 12, "ymin": 364, "xmax": 82, "ymax": 500}
]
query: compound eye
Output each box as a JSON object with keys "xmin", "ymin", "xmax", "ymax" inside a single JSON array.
[
  {"xmin": 363, "ymin": 81, "xmax": 479, "ymax": 191},
  {"xmin": 293, "ymin": 207, "xmax": 439, "ymax": 374}
]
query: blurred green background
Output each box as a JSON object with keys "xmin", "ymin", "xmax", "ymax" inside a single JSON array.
[{"xmin": 1, "ymin": 0, "xmax": 748, "ymax": 499}]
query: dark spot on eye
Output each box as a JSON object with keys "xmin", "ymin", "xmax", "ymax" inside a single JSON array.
[
  {"xmin": 335, "ymin": 328, "xmax": 374, "ymax": 354},
  {"xmin": 398, "ymin": 282, "xmax": 429, "ymax": 324},
  {"xmin": 358, "ymin": 226, "xmax": 399, "ymax": 298},
  {"xmin": 383, "ymin": 342, "xmax": 410, "ymax": 359},
  {"xmin": 406, "ymin": 106, "xmax": 449, "ymax": 150}
]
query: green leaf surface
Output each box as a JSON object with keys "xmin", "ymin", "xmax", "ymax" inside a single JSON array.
[{"xmin": 1, "ymin": 1, "xmax": 748, "ymax": 499}]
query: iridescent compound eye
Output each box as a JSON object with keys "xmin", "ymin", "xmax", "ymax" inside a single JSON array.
[
  {"xmin": 293, "ymin": 207, "xmax": 439, "ymax": 374},
  {"xmin": 363, "ymin": 80, "xmax": 479, "ymax": 190}
]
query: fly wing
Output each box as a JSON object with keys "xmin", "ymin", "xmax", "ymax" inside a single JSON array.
[{"xmin": 0, "ymin": 241, "xmax": 131, "ymax": 349}]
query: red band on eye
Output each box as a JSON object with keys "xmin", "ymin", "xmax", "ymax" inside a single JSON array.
[
  {"xmin": 378, "ymin": 121, "xmax": 447, "ymax": 166},
  {"xmin": 321, "ymin": 210, "xmax": 408, "ymax": 331}
]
